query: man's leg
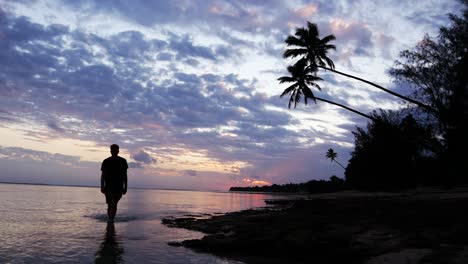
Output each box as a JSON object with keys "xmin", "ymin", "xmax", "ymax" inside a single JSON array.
[
  {"xmin": 105, "ymin": 193, "xmax": 112, "ymax": 220},
  {"xmin": 107, "ymin": 204, "xmax": 111, "ymax": 219},
  {"xmin": 107, "ymin": 193, "xmax": 122, "ymax": 222},
  {"xmin": 108, "ymin": 200, "xmax": 117, "ymax": 222},
  {"xmin": 111, "ymin": 201, "xmax": 118, "ymax": 220}
]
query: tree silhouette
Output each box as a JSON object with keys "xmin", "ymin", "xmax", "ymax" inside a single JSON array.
[
  {"xmin": 326, "ymin": 148, "xmax": 345, "ymax": 169},
  {"xmin": 278, "ymin": 60, "xmax": 375, "ymax": 120},
  {"xmin": 390, "ymin": 2, "xmax": 468, "ymax": 184},
  {"xmin": 345, "ymin": 110, "xmax": 437, "ymax": 190},
  {"xmin": 284, "ymin": 21, "xmax": 436, "ymax": 113}
]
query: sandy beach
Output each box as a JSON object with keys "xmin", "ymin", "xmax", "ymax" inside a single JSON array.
[{"xmin": 163, "ymin": 188, "xmax": 468, "ymax": 264}]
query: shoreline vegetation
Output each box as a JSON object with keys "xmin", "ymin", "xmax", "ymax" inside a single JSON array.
[
  {"xmin": 229, "ymin": 176, "xmax": 346, "ymax": 194},
  {"xmin": 163, "ymin": 188, "xmax": 468, "ymax": 264}
]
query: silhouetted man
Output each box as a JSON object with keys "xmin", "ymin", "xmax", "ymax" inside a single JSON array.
[{"xmin": 101, "ymin": 144, "xmax": 128, "ymax": 222}]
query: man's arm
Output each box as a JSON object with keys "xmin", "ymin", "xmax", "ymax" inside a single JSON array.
[
  {"xmin": 123, "ymin": 170, "xmax": 127, "ymax": 195},
  {"xmin": 101, "ymin": 171, "xmax": 106, "ymax": 194}
]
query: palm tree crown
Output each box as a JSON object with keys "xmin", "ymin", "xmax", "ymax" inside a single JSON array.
[
  {"xmin": 278, "ymin": 59, "xmax": 376, "ymax": 120},
  {"xmin": 284, "ymin": 22, "xmax": 336, "ymax": 69},
  {"xmin": 326, "ymin": 148, "xmax": 338, "ymax": 161},
  {"xmin": 325, "ymin": 148, "xmax": 346, "ymax": 169},
  {"xmin": 278, "ymin": 59, "xmax": 322, "ymax": 108}
]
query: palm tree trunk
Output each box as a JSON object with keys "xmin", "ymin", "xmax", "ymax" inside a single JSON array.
[
  {"xmin": 334, "ymin": 159, "xmax": 346, "ymax": 169},
  {"xmin": 317, "ymin": 66, "xmax": 438, "ymax": 114},
  {"xmin": 315, "ymin": 97, "xmax": 376, "ymax": 121}
]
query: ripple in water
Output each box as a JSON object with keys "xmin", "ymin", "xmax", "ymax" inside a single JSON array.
[{"xmin": 84, "ymin": 213, "xmax": 143, "ymax": 223}]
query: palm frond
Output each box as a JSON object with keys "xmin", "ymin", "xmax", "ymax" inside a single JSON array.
[
  {"xmin": 324, "ymin": 56, "xmax": 335, "ymax": 69},
  {"xmin": 283, "ymin": 48, "xmax": 308, "ymax": 59},
  {"xmin": 306, "ymin": 21, "xmax": 319, "ymax": 38},
  {"xmin": 305, "ymin": 75, "xmax": 323, "ymax": 82},
  {"xmin": 280, "ymin": 83, "xmax": 298, "ymax": 97},
  {"xmin": 324, "ymin": 44, "xmax": 336, "ymax": 50},
  {"xmin": 284, "ymin": 36, "xmax": 306, "ymax": 47},
  {"xmin": 321, "ymin": 34, "xmax": 336, "ymax": 44},
  {"xmin": 278, "ymin": 76, "xmax": 295, "ymax": 84},
  {"xmin": 302, "ymin": 86, "xmax": 316, "ymax": 104},
  {"xmin": 305, "ymin": 64, "xmax": 319, "ymax": 73},
  {"xmin": 310, "ymin": 83, "xmax": 321, "ymax": 91},
  {"xmin": 294, "ymin": 57, "xmax": 309, "ymax": 68},
  {"xmin": 316, "ymin": 57, "xmax": 326, "ymax": 67},
  {"xmin": 295, "ymin": 27, "xmax": 308, "ymax": 39},
  {"xmin": 288, "ymin": 90, "xmax": 296, "ymax": 109},
  {"xmin": 294, "ymin": 90, "xmax": 302, "ymax": 108}
]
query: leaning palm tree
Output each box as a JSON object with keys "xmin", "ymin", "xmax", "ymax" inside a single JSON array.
[
  {"xmin": 326, "ymin": 148, "xmax": 345, "ymax": 169},
  {"xmin": 284, "ymin": 21, "xmax": 436, "ymax": 113},
  {"xmin": 279, "ymin": 61, "xmax": 376, "ymax": 121}
]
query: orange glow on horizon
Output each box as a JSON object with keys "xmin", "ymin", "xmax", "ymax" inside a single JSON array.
[{"xmin": 242, "ymin": 178, "xmax": 271, "ymax": 186}]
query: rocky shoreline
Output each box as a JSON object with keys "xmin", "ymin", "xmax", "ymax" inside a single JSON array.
[{"xmin": 162, "ymin": 190, "xmax": 468, "ymax": 264}]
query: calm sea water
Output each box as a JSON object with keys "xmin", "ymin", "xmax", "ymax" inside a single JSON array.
[{"xmin": 0, "ymin": 183, "xmax": 285, "ymax": 263}]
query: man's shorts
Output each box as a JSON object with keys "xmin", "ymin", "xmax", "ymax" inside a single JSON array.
[{"xmin": 105, "ymin": 191, "xmax": 123, "ymax": 204}]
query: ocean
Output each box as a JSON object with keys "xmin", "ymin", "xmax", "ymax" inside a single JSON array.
[{"xmin": 0, "ymin": 183, "xmax": 284, "ymax": 263}]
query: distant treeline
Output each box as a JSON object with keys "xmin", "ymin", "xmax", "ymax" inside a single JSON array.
[{"xmin": 230, "ymin": 176, "xmax": 346, "ymax": 194}]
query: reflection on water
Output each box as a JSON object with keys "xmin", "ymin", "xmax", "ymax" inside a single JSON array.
[
  {"xmin": 0, "ymin": 183, "xmax": 288, "ymax": 263},
  {"xmin": 95, "ymin": 222, "xmax": 124, "ymax": 264}
]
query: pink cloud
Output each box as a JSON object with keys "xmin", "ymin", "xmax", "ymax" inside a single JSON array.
[{"xmin": 295, "ymin": 4, "xmax": 318, "ymax": 19}]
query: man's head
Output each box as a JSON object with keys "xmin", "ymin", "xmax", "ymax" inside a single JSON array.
[{"xmin": 110, "ymin": 144, "xmax": 119, "ymax": 157}]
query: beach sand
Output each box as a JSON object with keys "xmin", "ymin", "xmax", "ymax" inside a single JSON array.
[{"xmin": 163, "ymin": 188, "xmax": 468, "ymax": 264}]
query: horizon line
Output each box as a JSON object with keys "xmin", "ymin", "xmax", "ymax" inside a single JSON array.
[{"xmin": 0, "ymin": 181, "xmax": 227, "ymax": 193}]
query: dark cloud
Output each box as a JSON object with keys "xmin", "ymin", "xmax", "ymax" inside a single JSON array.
[
  {"xmin": 128, "ymin": 162, "xmax": 143, "ymax": 169},
  {"xmin": 46, "ymin": 120, "xmax": 65, "ymax": 133},
  {"xmin": 132, "ymin": 150, "xmax": 156, "ymax": 164}
]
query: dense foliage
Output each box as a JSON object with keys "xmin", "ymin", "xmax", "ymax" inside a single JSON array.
[
  {"xmin": 345, "ymin": 2, "xmax": 468, "ymax": 190},
  {"xmin": 345, "ymin": 111, "xmax": 439, "ymax": 190},
  {"xmin": 388, "ymin": 2, "xmax": 468, "ymax": 185}
]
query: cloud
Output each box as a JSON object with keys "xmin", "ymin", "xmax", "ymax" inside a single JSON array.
[
  {"xmin": 0, "ymin": 146, "xmax": 79, "ymax": 163},
  {"xmin": 328, "ymin": 19, "xmax": 374, "ymax": 57},
  {"xmin": 132, "ymin": 150, "xmax": 156, "ymax": 164},
  {"xmin": 169, "ymin": 34, "xmax": 215, "ymax": 61},
  {"xmin": 46, "ymin": 120, "xmax": 65, "ymax": 133},
  {"xmin": 128, "ymin": 162, "xmax": 143, "ymax": 169},
  {"xmin": 295, "ymin": 4, "xmax": 318, "ymax": 19}
]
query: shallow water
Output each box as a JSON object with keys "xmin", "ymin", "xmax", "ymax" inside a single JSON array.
[{"xmin": 0, "ymin": 183, "xmax": 284, "ymax": 263}]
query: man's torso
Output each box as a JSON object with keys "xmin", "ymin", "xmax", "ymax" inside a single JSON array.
[{"xmin": 101, "ymin": 156, "xmax": 128, "ymax": 193}]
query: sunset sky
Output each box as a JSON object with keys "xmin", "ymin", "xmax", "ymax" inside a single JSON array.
[{"xmin": 0, "ymin": 0, "xmax": 462, "ymax": 190}]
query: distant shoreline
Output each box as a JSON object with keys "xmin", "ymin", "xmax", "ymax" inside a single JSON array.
[{"xmin": 0, "ymin": 181, "xmax": 96, "ymax": 188}]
